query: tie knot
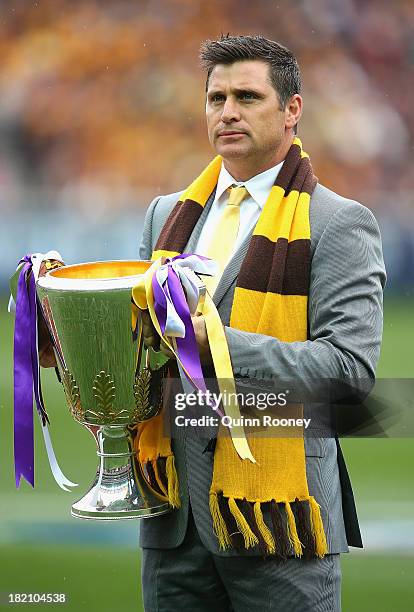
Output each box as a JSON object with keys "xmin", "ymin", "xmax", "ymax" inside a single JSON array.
[{"xmin": 227, "ymin": 185, "xmax": 248, "ymax": 208}]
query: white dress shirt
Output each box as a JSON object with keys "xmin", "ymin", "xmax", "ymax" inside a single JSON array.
[{"xmin": 194, "ymin": 160, "xmax": 284, "ymax": 258}]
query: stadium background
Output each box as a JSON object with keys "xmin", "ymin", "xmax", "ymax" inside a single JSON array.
[{"xmin": 1, "ymin": 1, "xmax": 413, "ymax": 610}]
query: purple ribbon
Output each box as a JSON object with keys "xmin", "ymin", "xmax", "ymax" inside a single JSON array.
[
  {"xmin": 151, "ymin": 254, "xmax": 222, "ymax": 416},
  {"xmin": 13, "ymin": 255, "xmax": 48, "ymax": 488},
  {"xmin": 168, "ymin": 265, "xmax": 205, "ymax": 385},
  {"xmin": 152, "ymin": 256, "xmax": 204, "ymax": 384}
]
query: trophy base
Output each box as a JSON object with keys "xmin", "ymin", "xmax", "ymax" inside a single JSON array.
[
  {"xmin": 71, "ymin": 499, "xmax": 170, "ymax": 521},
  {"xmin": 71, "ymin": 463, "xmax": 171, "ymax": 520},
  {"xmin": 71, "ymin": 424, "xmax": 172, "ymax": 520}
]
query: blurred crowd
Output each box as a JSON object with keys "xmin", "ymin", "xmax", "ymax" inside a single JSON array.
[{"xmin": 0, "ymin": 0, "xmax": 413, "ymax": 288}]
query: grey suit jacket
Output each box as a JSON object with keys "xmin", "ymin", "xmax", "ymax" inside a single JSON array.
[{"xmin": 138, "ymin": 182, "xmax": 386, "ymax": 555}]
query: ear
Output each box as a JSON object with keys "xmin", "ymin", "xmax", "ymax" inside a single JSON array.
[{"xmin": 284, "ymin": 94, "xmax": 303, "ymax": 131}]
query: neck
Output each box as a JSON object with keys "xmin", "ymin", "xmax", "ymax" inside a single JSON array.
[{"xmin": 222, "ymin": 133, "xmax": 294, "ymax": 182}]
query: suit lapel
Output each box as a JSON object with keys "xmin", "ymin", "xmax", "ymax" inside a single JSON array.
[{"xmin": 212, "ymin": 233, "xmax": 250, "ymax": 308}]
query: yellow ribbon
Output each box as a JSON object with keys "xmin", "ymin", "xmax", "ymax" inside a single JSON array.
[{"xmin": 201, "ymin": 294, "xmax": 256, "ymax": 463}]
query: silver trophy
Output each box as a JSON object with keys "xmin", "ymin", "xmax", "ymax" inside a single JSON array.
[{"xmin": 36, "ymin": 260, "xmax": 171, "ymax": 520}]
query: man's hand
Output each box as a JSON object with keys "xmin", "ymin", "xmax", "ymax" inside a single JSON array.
[
  {"xmin": 38, "ymin": 313, "xmax": 58, "ymax": 368},
  {"xmin": 38, "ymin": 259, "xmax": 63, "ymax": 369},
  {"xmin": 141, "ymin": 309, "xmax": 160, "ymax": 350},
  {"xmin": 141, "ymin": 309, "xmax": 175, "ymax": 359},
  {"xmin": 191, "ymin": 313, "xmax": 213, "ymax": 366},
  {"xmin": 140, "ymin": 309, "xmax": 214, "ymax": 365}
]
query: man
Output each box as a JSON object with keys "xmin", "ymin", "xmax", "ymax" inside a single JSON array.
[
  {"xmin": 137, "ymin": 35, "xmax": 386, "ymax": 611},
  {"xmin": 41, "ymin": 35, "xmax": 385, "ymax": 611}
]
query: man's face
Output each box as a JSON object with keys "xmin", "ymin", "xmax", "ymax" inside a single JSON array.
[{"xmin": 206, "ymin": 60, "xmax": 286, "ymax": 166}]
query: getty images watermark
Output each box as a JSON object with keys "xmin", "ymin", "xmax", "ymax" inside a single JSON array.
[{"xmin": 174, "ymin": 389, "xmax": 311, "ymax": 429}]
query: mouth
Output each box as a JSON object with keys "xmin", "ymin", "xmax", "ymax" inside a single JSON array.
[{"xmin": 217, "ymin": 131, "xmax": 246, "ymax": 139}]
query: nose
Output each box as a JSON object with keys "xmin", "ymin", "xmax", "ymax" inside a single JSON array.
[{"xmin": 220, "ymin": 97, "xmax": 241, "ymax": 123}]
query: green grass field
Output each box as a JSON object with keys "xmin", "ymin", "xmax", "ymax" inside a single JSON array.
[{"xmin": 1, "ymin": 295, "xmax": 413, "ymax": 611}]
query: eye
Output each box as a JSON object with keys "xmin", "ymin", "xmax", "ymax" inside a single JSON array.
[
  {"xmin": 209, "ymin": 93, "xmax": 225, "ymax": 103},
  {"xmin": 240, "ymin": 91, "xmax": 257, "ymax": 101}
]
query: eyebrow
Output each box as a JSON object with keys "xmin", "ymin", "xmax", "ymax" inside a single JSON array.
[{"xmin": 207, "ymin": 87, "xmax": 265, "ymax": 98}]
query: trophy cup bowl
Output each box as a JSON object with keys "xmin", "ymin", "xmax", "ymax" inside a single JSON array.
[{"xmin": 36, "ymin": 260, "xmax": 171, "ymax": 520}]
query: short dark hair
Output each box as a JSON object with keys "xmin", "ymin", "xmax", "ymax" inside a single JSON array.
[{"xmin": 199, "ymin": 35, "xmax": 301, "ymax": 109}]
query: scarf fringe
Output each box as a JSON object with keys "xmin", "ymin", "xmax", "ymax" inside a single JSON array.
[
  {"xmin": 309, "ymin": 496, "xmax": 329, "ymax": 558},
  {"xmin": 165, "ymin": 455, "xmax": 180, "ymax": 508},
  {"xmin": 270, "ymin": 499, "xmax": 290, "ymax": 559},
  {"xmin": 152, "ymin": 459, "xmax": 168, "ymax": 498},
  {"xmin": 285, "ymin": 500, "xmax": 303, "ymax": 557},
  {"xmin": 293, "ymin": 497, "xmax": 317, "ymax": 558},
  {"xmin": 141, "ymin": 456, "xmax": 181, "ymax": 508},
  {"xmin": 210, "ymin": 493, "xmax": 328, "ymax": 558},
  {"xmin": 228, "ymin": 498, "xmax": 259, "ymax": 549},
  {"xmin": 209, "ymin": 493, "xmax": 232, "ymax": 550},
  {"xmin": 254, "ymin": 501, "xmax": 276, "ymax": 555}
]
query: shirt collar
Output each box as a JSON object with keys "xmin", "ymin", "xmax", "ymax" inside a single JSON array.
[{"xmin": 214, "ymin": 160, "xmax": 284, "ymax": 209}]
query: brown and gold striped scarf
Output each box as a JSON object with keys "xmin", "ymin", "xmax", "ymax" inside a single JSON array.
[{"xmin": 136, "ymin": 137, "xmax": 328, "ymax": 558}]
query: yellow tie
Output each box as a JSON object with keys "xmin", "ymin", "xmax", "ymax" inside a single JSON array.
[{"xmin": 204, "ymin": 185, "xmax": 248, "ymax": 296}]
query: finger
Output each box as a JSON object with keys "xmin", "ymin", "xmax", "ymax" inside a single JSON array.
[
  {"xmin": 39, "ymin": 259, "xmax": 64, "ymax": 278},
  {"xmin": 160, "ymin": 339, "xmax": 175, "ymax": 359},
  {"xmin": 39, "ymin": 345, "xmax": 58, "ymax": 368},
  {"xmin": 141, "ymin": 311, "xmax": 157, "ymax": 332},
  {"xmin": 140, "ymin": 311, "xmax": 160, "ymax": 348},
  {"xmin": 142, "ymin": 321, "xmax": 157, "ymax": 338},
  {"xmin": 144, "ymin": 333, "xmax": 160, "ymax": 349},
  {"xmin": 140, "ymin": 309, "xmax": 152, "ymax": 323}
]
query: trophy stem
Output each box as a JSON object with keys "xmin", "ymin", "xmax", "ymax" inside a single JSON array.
[{"xmin": 71, "ymin": 424, "xmax": 170, "ymax": 520}]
